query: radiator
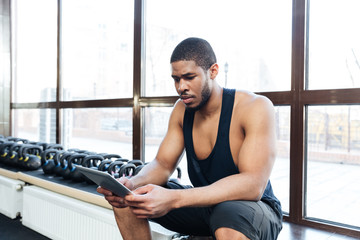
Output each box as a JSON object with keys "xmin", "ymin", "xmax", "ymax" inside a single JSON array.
[
  {"xmin": 0, "ymin": 175, "xmax": 24, "ymax": 219},
  {"xmin": 22, "ymin": 185, "xmax": 177, "ymax": 240}
]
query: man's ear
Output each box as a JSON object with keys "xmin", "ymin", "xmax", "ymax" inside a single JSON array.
[{"xmin": 209, "ymin": 63, "xmax": 219, "ymax": 80}]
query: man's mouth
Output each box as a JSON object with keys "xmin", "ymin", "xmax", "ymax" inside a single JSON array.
[{"xmin": 181, "ymin": 95, "xmax": 194, "ymax": 105}]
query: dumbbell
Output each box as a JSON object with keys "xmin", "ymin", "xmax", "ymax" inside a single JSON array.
[
  {"xmin": 68, "ymin": 149, "xmax": 92, "ymax": 154},
  {"xmin": 81, "ymin": 154, "xmax": 104, "ymax": 169},
  {"xmin": 4, "ymin": 143, "xmax": 23, "ymax": 167},
  {"xmin": 61, "ymin": 153, "xmax": 86, "ymax": 180},
  {"xmin": 0, "ymin": 142, "xmax": 13, "ymax": 163},
  {"xmin": 40, "ymin": 149, "xmax": 60, "ymax": 174},
  {"xmin": 17, "ymin": 144, "xmax": 43, "ymax": 170},
  {"xmin": 97, "ymin": 159, "xmax": 113, "ymax": 172},
  {"xmin": 66, "ymin": 153, "xmax": 88, "ymax": 182},
  {"xmin": 97, "ymin": 154, "xmax": 124, "ymax": 172},
  {"xmin": 6, "ymin": 137, "xmax": 29, "ymax": 144},
  {"xmin": 107, "ymin": 160, "xmax": 127, "ymax": 178},
  {"xmin": 47, "ymin": 144, "xmax": 64, "ymax": 150},
  {"xmin": 54, "ymin": 151, "xmax": 73, "ymax": 177},
  {"xmin": 101, "ymin": 153, "xmax": 122, "ymax": 159},
  {"xmin": 52, "ymin": 150, "xmax": 67, "ymax": 176},
  {"xmin": 81, "ymin": 155, "xmax": 104, "ymax": 184},
  {"xmin": 128, "ymin": 159, "xmax": 143, "ymax": 167},
  {"xmin": 0, "ymin": 142, "xmax": 15, "ymax": 164},
  {"xmin": 31, "ymin": 142, "xmax": 49, "ymax": 151},
  {"xmin": 127, "ymin": 159, "xmax": 144, "ymax": 176},
  {"xmin": 118, "ymin": 163, "xmax": 137, "ymax": 178}
]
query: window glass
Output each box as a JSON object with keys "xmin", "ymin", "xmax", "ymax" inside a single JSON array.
[
  {"xmin": 145, "ymin": 0, "xmax": 292, "ymax": 96},
  {"xmin": 62, "ymin": 108, "xmax": 132, "ymax": 158},
  {"xmin": 144, "ymin": 107, "xmax": 189, "ymax": 184},
  {"xmin": 307, "ymin": 0, "xmax": 360, "ymax": 90},
  {"xmin": 12, "ymin": 109, "xmax": 56, "ymax": 143},
  {"xmin": 12, "ymin": 0, "xmax": 57, "ymax": 103},
  {"xmin": 306, "ymin": 105, "xmax": 360, "ymax": 227},
  {"xmin": 271, "ymin": 106, "xmax": 290, "ymax": 214},
  {"xmin": 61, "ymin": 0, "xmax": 134, "ymax": 101}
]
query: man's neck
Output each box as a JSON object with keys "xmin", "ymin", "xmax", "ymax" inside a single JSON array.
[{"xmin": 197, "ymin": 84, "xmax": 223, "ymax": 119}]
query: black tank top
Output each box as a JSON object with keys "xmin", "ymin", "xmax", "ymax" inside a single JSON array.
[{"xmin": 183, "ymin": 88, "xmax": 282, "ymax": 216}]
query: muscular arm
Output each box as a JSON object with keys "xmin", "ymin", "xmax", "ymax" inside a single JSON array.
[
  {"xmin": 130, "ymin": 100, "xmax": 185, "ymax": 189},
  {"xmin": 174, "ymin": 95, "xmax": 276, "ymax": 207}
]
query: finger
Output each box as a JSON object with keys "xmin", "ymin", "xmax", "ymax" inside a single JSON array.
[
  {"xmin": 124, "ymin": 200, "xmax": 146, "ymax": 209},
  {"xmin": 111, "ymin": 202, "xmax": 128, "ymax": 208},
  {"xmin": 118, "ymin": 177, "xmax": 133, "ymax": 189},
  {"xmin": 97, "ymin": 186, "xmax": 113, "ymax": 196},
  {"xmin": 105, "ymin": 195, "xmax": 124, "ymax": 203},
  {"xmin": 130, "ymin": 207, "xmax": 150, "ymax": 216},
  {"xmin": 130, "ymin": 207, "xmax": 161, "ymax": 219},
  {"xmin": 117, "ymin": 177, "xmax": 128, "ymax": 184},
  {"xmin": 132, "ymin": 185, "xmax": 153, "ymax": 195},
  {"xmin": 125, "ymin": 194, "xmax": 147, "ymax": 203}
]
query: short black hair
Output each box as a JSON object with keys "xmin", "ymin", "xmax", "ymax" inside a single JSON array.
[{"xmin": 170, "ymin": 37, "xmax": 217, "ymax": 70}]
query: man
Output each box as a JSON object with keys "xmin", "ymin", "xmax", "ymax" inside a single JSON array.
[{"xmin": 98, "ymin": 37, "xmax": 282, "ymax": 240}]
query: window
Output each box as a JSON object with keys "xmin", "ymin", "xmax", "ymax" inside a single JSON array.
[
  {"xmin": 144, "ymin": 0, "xmax": 292, "ymax": 96},
  {"xmin": 61, "ymin": 0, "xmax": 134, "ymax": 100},
  {"xmin": 303, "ymin": 0, "xmax": 360, "ymax": 230},
  {"xmin": 12, "ymin": 0, "xmax": 57, "ymax": 103},
  {"xmin": 306, "ymin": 105, "xmax": 360, "ymax": 227},
  {"xmin": 307, "ymin": 0, "xmax": 360, "ymax": 90},
  {"xmin": 62, "ymin": 108, "xmax": 133, "ymax": 158},
  {"xmin": 12, "ymin": 109, "xmax": 56, "ymax": 143}
]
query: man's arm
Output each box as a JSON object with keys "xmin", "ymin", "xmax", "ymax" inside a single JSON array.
[
  {"xmin": 174, "ymin": 94, "xmax": 276, "ymax": 207},
  {"xmin": 97, "ymin": 100, "xmax": 185, "ymax": 208},
  {"xmin": 130, "ymin": 100, "xmax": 185, "ymax": 189}
]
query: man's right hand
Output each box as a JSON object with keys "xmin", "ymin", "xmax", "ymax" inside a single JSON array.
[{"xmin": 96, "ymin": 177, "xmax": 135, "ymax": 208}]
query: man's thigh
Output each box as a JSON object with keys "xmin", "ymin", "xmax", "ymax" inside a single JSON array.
[
  {"xmin": 151, "ymin": 181, "xmax": 212, "ymax": 236},
  {"xmin": 152, "ymin": 182, "xmax": 282, "ymax": 239},
  {"xmin": 151, "ymin": 205, "xmax": 212, "ymax": 236},
  {"xmin": 210, "ymin": 200, "xmax": 282, "ymax": 240}
]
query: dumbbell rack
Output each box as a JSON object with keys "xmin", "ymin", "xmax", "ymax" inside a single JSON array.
[{"xmin": 0, "ymin": 165, "xmax": 177, "ymax": 240}]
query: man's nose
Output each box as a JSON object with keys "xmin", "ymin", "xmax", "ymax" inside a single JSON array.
[{"xmin": 178, "ymin": 79, "xmax": 188, "ymax": 93}]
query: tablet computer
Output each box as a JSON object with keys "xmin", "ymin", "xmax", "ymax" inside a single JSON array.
[{"xmin": 76, "ymin": 165, "xmax": 133, "ymax": 197}]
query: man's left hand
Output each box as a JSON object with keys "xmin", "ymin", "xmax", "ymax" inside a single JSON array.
[{"xmin": 124, "ymin": 184, "xmax": 176, "ymax": 219}]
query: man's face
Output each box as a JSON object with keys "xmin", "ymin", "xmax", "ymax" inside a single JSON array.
[{"xmin": 171, "ymin": 60, "xmax": 211, "ymax": 111}]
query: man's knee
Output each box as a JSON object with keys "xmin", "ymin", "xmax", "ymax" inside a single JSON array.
[
  {"xmin": 113, "ymin": 207, "xmax": 151, "ymax": 240},
  {"xmin": 215, "ymin": 227, "xmax": 250, "ymax": 240},
  {"xmin": 114, "ymin": 207, "xmax": 143, "ymax": 225}
]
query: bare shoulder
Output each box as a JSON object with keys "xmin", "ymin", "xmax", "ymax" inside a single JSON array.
[
  {"xmin": 170, "ymin": 99, "xmax": 186, "ymax": 128},
  {"xmin": 233, "ymin": 90, "xmax": 275, "ymax": 126},
  {"xmin": 234, "ymin": 90, "xmax": 274, "ymax": 109}
]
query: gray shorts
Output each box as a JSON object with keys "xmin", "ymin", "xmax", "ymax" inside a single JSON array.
[{"xmin": 151, "ymin": 182, "xmax": 282, "ymax": 239}]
